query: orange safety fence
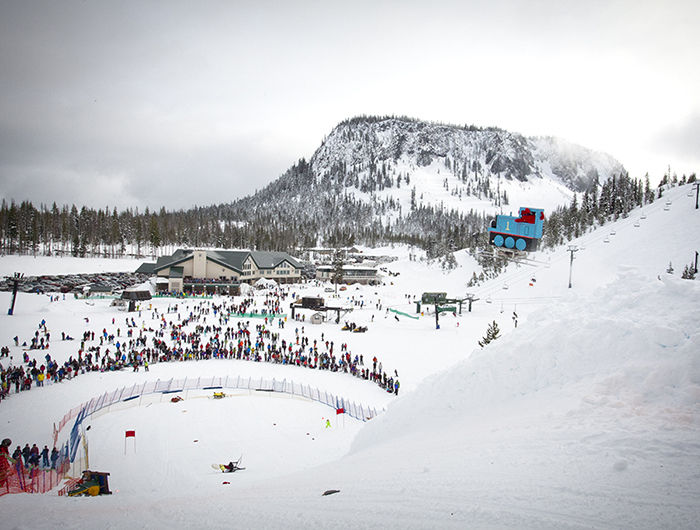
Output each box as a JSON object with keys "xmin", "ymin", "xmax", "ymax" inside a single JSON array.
[
  {"xmin": 0, "ymin": 456, "xmax": 70, "ymax": 496},
  {"xmin": 57, "ymin": 477, "xmax": 82, "ymax": 497}
]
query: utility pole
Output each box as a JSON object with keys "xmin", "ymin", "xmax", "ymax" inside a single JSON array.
[
  {"xmin": 7, "ymin": 272, "xmax": 24, "ymax": 315},
  {"xmin": 695, "ymin": 251, "xmax": 698, "ymax": 274},
  {"xmin": 694, "ymin": 182, "xmax": 699, "ymax": 209},
  {"xmin": 567, "ymin": 246, "xmax": 579, "ymax": 288}
]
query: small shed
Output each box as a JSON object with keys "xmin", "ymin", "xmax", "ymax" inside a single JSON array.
[
  {"xmin": 121, "ymin": 290, "xmax": 152, "ymax": 301},
  {"xmin": 121, "ymin": 287, "xmax": 152, "ymax": 311},
  {"xmin": 310, "ymin": 312, "xmax": 325, "ymax": 325},
  {"xmin": 85, "ymin": 283, "xmax": 113, "ymax": 296},
  {"xmin": 300, "ymin": 297, "xmax": 324, "ymax": 309}
]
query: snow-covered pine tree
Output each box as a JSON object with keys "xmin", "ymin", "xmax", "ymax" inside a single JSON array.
[
  {"xmin": 478, "ymin": 320, "xmax": 501, "ymax": 348},
  {"xmin": 681, "ymin": 264, "xmax": 696, "ymax": 280}
]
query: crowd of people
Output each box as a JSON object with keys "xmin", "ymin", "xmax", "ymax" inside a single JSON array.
[
  {"xmin": 2, "ymin": 287, "xmax": 400, "ymax": 483},
  {"xmin": 0, "ymin": 441, "xmax": 61, "ymax": 470},
  {"xmin": 2, "ymin": 289, "xmax": 399, "ymax": 406}
]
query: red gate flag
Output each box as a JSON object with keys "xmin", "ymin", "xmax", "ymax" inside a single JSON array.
[
  {"xmin": 125, "ymin": 430, "xmax": 136, "ymax": 438},
  {"xmin": 336, "ymin": 408, "xmax": 344, "ymax": 415}
]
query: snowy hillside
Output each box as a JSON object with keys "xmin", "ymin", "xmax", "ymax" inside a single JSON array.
[{"xmin": 0, "ymin": 184, "xmax": 698, "ymax": 529}]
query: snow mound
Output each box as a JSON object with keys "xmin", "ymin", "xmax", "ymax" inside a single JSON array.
[{"xmin": 353, "ymin": 270, "xmax": 700, "ymax": 452}]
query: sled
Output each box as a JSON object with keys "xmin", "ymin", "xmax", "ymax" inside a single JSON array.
[{"xmin": 212, "ymin": 392, "xmax": 226, "ymax": 399}]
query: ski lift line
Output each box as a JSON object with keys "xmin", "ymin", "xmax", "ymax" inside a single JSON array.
[
  {"xmin": 535, "ymin": 198, "xmax": 661, "ymax": 261},
  {"xmin": 473, "ymin": 190, "xmax": 682, "ymax": 298},
  {"xmin": 484, "ymin": 299, "xmax": 560, "ymax": 305},
  {"xmin": 472, "ymin": 255, "xmax": 557, "ymax": 296},
  {"xmin": 482, "ymin": 297, "xmax": 562, "ymax": 303},
  {"xmin": 474, "ymin": 219, "xmax": 628, "ymax": 298}
]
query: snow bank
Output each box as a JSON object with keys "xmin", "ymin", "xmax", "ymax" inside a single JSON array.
[
  {"xmin": 353, "ymin": 270, "xmax": 700, "ymax": 452},
  {"xmin": 0, "ymin": 255, "xmax": 142, "ymax": 276}
]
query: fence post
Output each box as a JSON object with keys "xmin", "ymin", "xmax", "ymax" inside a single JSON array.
[{"xmin": 138, "ymin": 381, "xmax": 147, "ymax": 406}]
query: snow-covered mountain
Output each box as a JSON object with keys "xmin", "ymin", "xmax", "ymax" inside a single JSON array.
[
  {"xmin": 223, "ymin": 116, "xmax": 626, "ymax": 248},
  {"xmin": 312, "ymin": 116, "xmax": 623, "ymax": 211}
]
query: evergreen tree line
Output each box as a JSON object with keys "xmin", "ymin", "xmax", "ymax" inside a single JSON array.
[
  {"xmin": 0, "ymin": 159, "xmax": 493, "ymax": 261},
  {"xmin": 1, "ymin": 161, "xmax": 694, "ymax": 267}
]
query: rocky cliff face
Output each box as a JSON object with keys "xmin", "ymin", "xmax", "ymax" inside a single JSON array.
[{"xmin": 310, "ymin": 116, "xmax": 624, "ymax": 195}]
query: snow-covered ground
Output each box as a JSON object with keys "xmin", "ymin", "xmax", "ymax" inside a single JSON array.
[
  {"xmin": 0, "ymin": 255, "xmax": 144, "ymax": 277},
  {"xmin": 1, "ymin": 184, "xmax": 699, "ymax": 529}
]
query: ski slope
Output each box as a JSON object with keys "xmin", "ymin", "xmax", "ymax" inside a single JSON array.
[{"xmin": 0, "ymin": 184, "xmax": 698, "ymax": 529}]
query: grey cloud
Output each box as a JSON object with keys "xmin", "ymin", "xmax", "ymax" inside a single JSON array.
[
  {"xmin": 654, "ymin": 113, "xmax": 700, "ymax": 163},
  {"xmin": 1, "ymin": 0, "xmax": 699, "ymax": 211}
]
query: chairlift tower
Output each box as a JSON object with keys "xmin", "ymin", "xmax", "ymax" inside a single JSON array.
[{"xmin": 6, "ymin": 272, "xmax": 24, "ymax": 315}]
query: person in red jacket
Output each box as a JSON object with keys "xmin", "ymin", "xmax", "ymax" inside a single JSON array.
[{"xmin": 0, "ymin": 438, "xmax": 10, "ymax": 458}]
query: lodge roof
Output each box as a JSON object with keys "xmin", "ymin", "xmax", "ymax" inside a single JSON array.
[{"xmin": 140, "ymin": 249, "xmax": 302, "ymax": 275}]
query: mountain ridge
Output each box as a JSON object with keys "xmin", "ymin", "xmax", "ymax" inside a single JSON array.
[{"xmin": 217, "ymin": 115, "xmax": 626, "ymax": 249}]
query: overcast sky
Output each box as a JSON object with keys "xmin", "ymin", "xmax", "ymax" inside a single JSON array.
[{"xmin": 1, "ymin": 0, "xmax": 698, "ymax": 211}]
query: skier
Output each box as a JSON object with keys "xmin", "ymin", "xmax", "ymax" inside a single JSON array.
[{"xmin": 221, "ymin": 457, "xmax": 244, "ymax": 472}]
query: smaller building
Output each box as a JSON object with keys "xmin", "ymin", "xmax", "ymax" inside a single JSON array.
[
  {"xmin": 299, "ymin": 297, "xmax": 325, "ymax": 309},
  {"xmin": 85, "ymin": 283, "xmax": 113, "ymax": 296},
  {"xmin": 315, "ymin": 264, "xmax": 379, "ymax": 285}
]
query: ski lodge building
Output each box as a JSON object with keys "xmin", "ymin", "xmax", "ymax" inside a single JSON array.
[{"xmin": 136, "ymin": 249, "xmax": 303, "ymax": 294}]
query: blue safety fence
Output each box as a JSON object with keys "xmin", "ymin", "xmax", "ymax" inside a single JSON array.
[{"xmin": 58, "ymin": 375, "xmax": 382, "ymax": 464}]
